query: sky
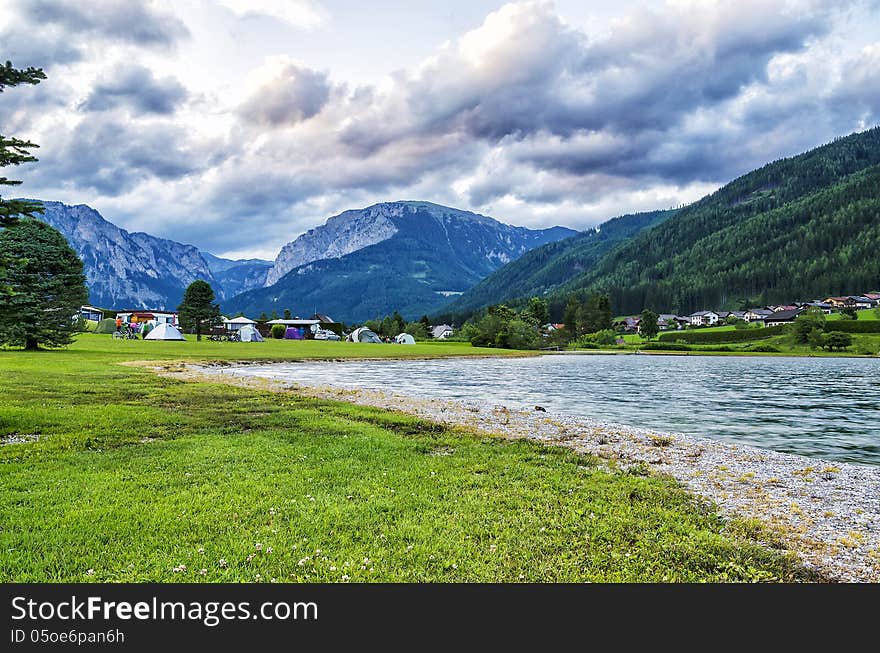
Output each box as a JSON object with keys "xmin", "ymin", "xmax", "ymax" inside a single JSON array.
[{"xmin": 2, "ymin": 0, "xmax": 879, "ymax": 260}]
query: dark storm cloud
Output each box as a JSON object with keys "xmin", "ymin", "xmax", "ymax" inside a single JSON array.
[
  {"xmin": 238, "ymin": 64, "xmax": 331, "ymax": 126},
  {"xmin": 0, "ymin": 28, "xmax": 84, "ymax": 68},
  {"xmin": 0, "ymin": 0, "xmax": 190, "ymax": 70},
  {"xmin": 18, "ymin": 0, "xmax": 190, "ymax": 47},
  {"xmin": 81, "ymin": 64, "xmax": 188, "ymax": 115},
  {"xmin": 329, "ymin": 0, "xmax": 839, "ymax": 203},
  {"xmin": 32, "ymin": 119, "xmax": 222, "ymax": 196}
]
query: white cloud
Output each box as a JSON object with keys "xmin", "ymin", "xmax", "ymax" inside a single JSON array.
[{"xmin": 218, "ymin": 0, "xmax": 327, "ymax": 29}]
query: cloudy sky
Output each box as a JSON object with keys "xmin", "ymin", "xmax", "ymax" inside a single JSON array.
[{"xmin": 2, "ymin": 0, "xmax": 878, "ymax": 260}]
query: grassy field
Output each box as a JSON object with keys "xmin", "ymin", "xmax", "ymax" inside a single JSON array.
[{"xmin": 0, "ymin": 334, "xmax": 813, "ymax": 582}]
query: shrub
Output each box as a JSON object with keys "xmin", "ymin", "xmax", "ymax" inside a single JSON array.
[
  {"xmin": 577, "ymin": 329, "xmax": 617, "ymax": 347},
  {"xmin": 658, "ymin": 325, "xmax": 787, "ymax": 344},
  {"xmin": 747, "ymin": 343, "xmax": 781, "ymax": 353},
  {"xmin": 271, "ymin": 324, "xmax": 286, "ymax": 339},
  {"xmin": 822, "ymin": 320, "xmax": 880, "ymax": 333},
  {"xmin": 639, "ymin": 342, "xmax": 691, "ymax": 351},
  {"xmin": 823, "ymin": 331, "xmax": 852, "ymax": 351}
]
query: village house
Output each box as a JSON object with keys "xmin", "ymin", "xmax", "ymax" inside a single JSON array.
[
  {"xmin": 823, "ymin": 296, "xmax": 855, "ymax": 309},
  {"xmin": 689, "ymin": 311, "xmax": 719, "ymax": 326},
  {"xmin": 743, "ymin": 308, "xmax": 773, "ymax": 322},
  {"xmin": 658, "ymin": 314, "xmax": 687, "ymax": 330},
  {"xmin": 115, "ymin": 310, "xmax": 178, "ymax": 326},
  {"xmin": 222, "ymin": 316, "xmax": 257, "ymax": 332},
  {"xmin": 79, "ymin": 305, "xmax": 104, "ymax": 322},
  {"xmin": 848, "ymin": 296, "xmax": 876, "ymax": 310},
  {"xmin": 763, "ymin": 308, "xmax": 804, "ymax": 326},
  {"xmin": 801, "ymin": 301, "xmax": 834, "ymax": 314},
  {"xmin": 431, "ymin": 324, "xmax": 454, "ymax": 339}
]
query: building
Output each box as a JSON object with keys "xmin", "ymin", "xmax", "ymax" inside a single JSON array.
[
  {"xmin": 222, "ymin": 316, "xmax": 257, "ymax": 332},
  {"xmin": 848, "ymin": 296, "xmax": 876, "ymax": 310},
  {"xmin": 824, "ymin": 296, "xmax": 855, "ymax": 309},
  {"xmin": 116, "ymin": 310, "xmax": 178, "ymax": 326},
  {"xmin": 79, "ymin": 305, "xmax": 104, "ymax": 322},
  {"xmin": 689, "ymin": 311, "xmax": 719, "ymax": 326},
  {"xmin": 658, "ymin": 314, "xmax": 681, "ymax": 330},
  {"xmin": 743, "ymin": 308, "xmax": 773, "ymax": 322},
  {"xmin": 431, "ymin": 324, "xmax": 454, "ymax": 339},
  {"xmin": 801, "ymin": 302, "xmax": 834, "ymax": 314},
  {"xmin": 763, "ymin": 308, "xmax": 804, "ymax": 326}
]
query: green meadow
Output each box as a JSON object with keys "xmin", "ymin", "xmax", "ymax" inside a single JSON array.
[{"xmin": 0, "ymin": 334, "xmax": 814, "ymax": 582}]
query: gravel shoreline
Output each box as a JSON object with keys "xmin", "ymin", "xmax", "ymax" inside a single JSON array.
[{"xmin": 155, "ymin": 361, "xmax": 880, "ymax": 583}]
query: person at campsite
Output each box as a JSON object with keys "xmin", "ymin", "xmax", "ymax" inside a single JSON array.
[{"xmin": 115, "ymin": 316, "xmax": 122, "ymax": 331}]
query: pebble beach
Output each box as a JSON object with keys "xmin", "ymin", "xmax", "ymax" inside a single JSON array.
[{"xmin": 154, "ymin": 360, "xmax": 880, "ymax": 583}]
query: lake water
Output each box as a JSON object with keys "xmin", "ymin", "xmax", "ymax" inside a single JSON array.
[{"xmin": 225, "ymin": 354, "xmax": 880, "ymax": 466}]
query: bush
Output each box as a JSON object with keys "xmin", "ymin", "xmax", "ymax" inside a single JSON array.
[
  {"xmin": 823, "ymin": 331, "xmax": 852, "ymax": 351},
  {"xmin": 747, "ymin": 343, "xmax": 781, "ymax": 353},
  {"xmin": 271, "ymin": 324, "xmax": 286, "ymax": 339},
  {"xmin": 576, "ymin": 329, "xmax": 617, "ymax": 347},
  {"xmin": 822, "ymin": 320, "xmax": 880, "ymax": 333},
  {"xmin": 658, "ymin": 325, "xmax": 787, "ymax": 344},
  {"xmin": 639, "ymin": 342, "xmax": 691, "ymax": 351}
]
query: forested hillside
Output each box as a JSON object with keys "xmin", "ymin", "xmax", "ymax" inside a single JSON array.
[
  {"xmin": 562, "ymin": 127, "xmax": 880, "ymax": 314},
  {"xmin": 438, "ymin": 209, "xmax": 674, "ymax": 321},
  {"xmin": 446, "ymin": 127, "xmax": 880, "ymax": 318}
]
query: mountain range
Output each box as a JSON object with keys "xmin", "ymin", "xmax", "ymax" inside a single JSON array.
[
  {"xmin": 223, "ymin": 201, "xmax": 576, "ymax": 321},
  {"xmin": 440, "ymin": 126, "xmax": 880, "ymax": 320},
  {"xmin": 29, "ymin": 199, "xmax": 575, "ymax": 320},
  {"xmin": 31, "ymin": 201, "xmax": 271, "ymax": 309}
]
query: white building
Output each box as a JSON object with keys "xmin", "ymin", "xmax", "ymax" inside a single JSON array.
[
  {"xmin": 223, "ymin": 316, "xmax": 257, "ymax": 332},
  {"xmin": 689, "ymin": 311, "xmax": 719, "ymax": 326},
  {"xmin": 116, "ymin": 310, "xmax": 178, "ymax": 326},
  {"xmin": 431, "ymin": 324, "xmax": 454, "ymax": 339}
]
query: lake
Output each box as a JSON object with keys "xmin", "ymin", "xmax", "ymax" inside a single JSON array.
[{"xmin": 224, "ymin": 353, "xmax": 880, "ymax": 466}]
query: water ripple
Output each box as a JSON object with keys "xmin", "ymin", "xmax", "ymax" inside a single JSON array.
[{"xmin": 227, "ymin": 354, "xmax": 880, "ymax": 466}]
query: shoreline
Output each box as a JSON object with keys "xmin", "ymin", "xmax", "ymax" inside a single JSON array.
[{"xmin": 148, "ymin": 360, "xmax": 880, "ymax": 583}]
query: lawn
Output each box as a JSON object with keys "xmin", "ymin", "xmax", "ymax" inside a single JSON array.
[{"xmin": 0, "ymin": 334, "xmax": 813, "ymax": 582}]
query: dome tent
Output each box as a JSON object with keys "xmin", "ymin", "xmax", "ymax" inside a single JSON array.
[
  {"xmin": 395, "ymin": 333, "xmax": 415, "ymax": 345},
  {"xmin": 347, "ymin": 327, "xmax": 382, "ymax": 343},
  {"xmin": 237, "ymin": 324, "xmax": 264, "ymax": 342},
  {"xmin": 144, "ymin": 323, "xmax": 186, "ymax": 341},
  {"xmin": 94, "ymin": 318, "xmax": 117, "ymax": 334}
]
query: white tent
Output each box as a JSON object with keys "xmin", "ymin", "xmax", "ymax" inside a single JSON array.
[
  {"xmin": 347, "ymin": 327, "xmax": 383, "ymax": 343},
  {"xmin": 237, "ymin": 324, "xmax": 264, "ymax": 342},
  {"xmin": 395, "ymin": 333, "xmax": 415, "ymax": 345},
  {"xmin": 144, "ymin": 323, "xmax": 186, "ymax": 341}
]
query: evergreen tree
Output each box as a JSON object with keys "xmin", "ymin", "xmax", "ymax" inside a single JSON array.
[
  {"xmin": 1, "ymin": 61, "xmax": 47, "ymax": 225},
  {"xmin": 577, "ymin": 293, "xmax": 612, "ymax": 334},
  {"xmin": 404, "ymin": 321, "xmax": 428, "ymax": 339},
  {"xmin": 177, "ymin": 280, "xmax": 221, "ymax": 341},
  {"xmin": 639, "ymin": 309, "xmax": 659, "ymax": 340},
  {"xmin": 270, "ymin": 310, "xmax": 279, "ymax": 320},
  {"xmin": 258, "ymin": 312, "xmax": 268, "ymax": 323},
  {"xmin": 523, "ymin": 296, "xmax": 549, "ymax": 325},
  {"xmin": 0, "ymin": 219, "xmax": 88, "ymax": 350},
  {"xmin": 391, "ymin": 310, "xmax": 406, "ymax": 335},
  {"xmin": 283, "ymin": 308, "xmax": 292, "ymax": 320},
  {"xmin": 563, "ymin": 296, "xmax": 581, "ymax": 339}
]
